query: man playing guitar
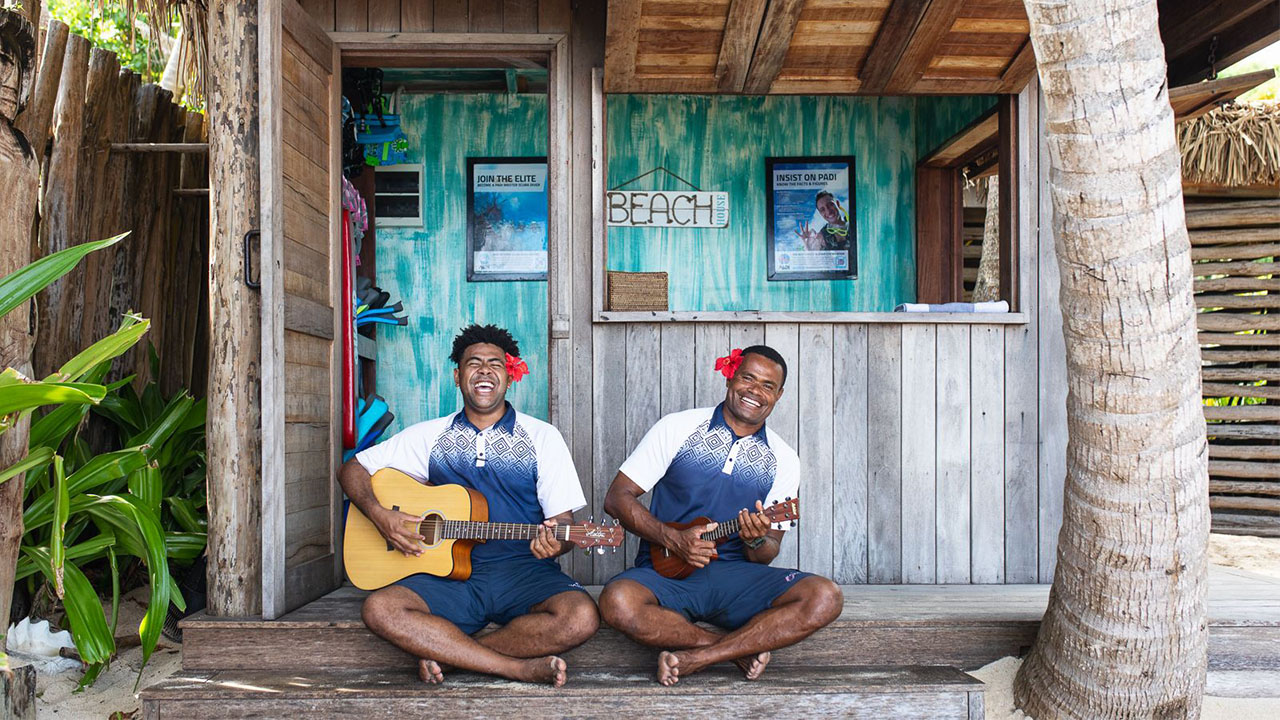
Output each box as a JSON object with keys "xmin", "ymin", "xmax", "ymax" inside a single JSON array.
[
  {"xmin": 338, "ymin": 324, "xmax": 597, "ymax": 687},
  {"xmin": 600, "ymin": 345, "xmax": 843, "ymax": 686}
]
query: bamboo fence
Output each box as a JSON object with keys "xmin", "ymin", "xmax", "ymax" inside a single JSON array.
[
  {"xmin": 1192, "ymin": 196, "xmax": 1280, "ymax": 537},
  {"xmin": 18, "ymin": 20, "xmax": 210, "ymax": 398}
]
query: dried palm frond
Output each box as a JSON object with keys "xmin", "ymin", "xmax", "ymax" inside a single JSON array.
[
  {"xmin": 1178, "ymin": 102, "xmax": 1280, "ymax": 188},
  {"xmin": 95, "ymin": 0, "xmax": 206, "ymax": 103}
]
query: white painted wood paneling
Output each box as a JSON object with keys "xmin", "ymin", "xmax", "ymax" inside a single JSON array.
[
  {"xmin": 970, "ymin": 325, "xmax": 1006, "ymax": 583},
  {"xmin": 868, "ymin": 324, "xmax": 903, "ymax": 583},
  {"xmin": 798, "ymin": 325, "xmax": 835, "ymax": 577},
  {"xmin": 936, "ymin": 324, "xmax": 971, "ymax": 583},
  {"xmin": 766, "ymin": 323, "xmax": 801, "ymax": 569},
  {"xmin": 832, "ymin": 324, "xmax": 869, "ymax": 583},
  {"xmin": 901, "ymin": 324, "xmax": 937, "ymax": 583}
]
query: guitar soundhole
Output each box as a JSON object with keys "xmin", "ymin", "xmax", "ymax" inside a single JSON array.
[{"xmin": 419, "ymin": 513, "xmax": 445, "ymax": 545}]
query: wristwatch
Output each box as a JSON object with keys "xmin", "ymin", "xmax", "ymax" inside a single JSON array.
[{"xmin": 743, "ymin": 536, "xmax": 766, "ymax": 550}]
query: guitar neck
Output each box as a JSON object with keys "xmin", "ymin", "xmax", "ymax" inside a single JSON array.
[
  {"xmin": 439, "ymin": 520, "xmax": 571, "ymax": 542},
  {"xmin": 703, "ymin": 516, "xmax": 742, "ymax": 541}
]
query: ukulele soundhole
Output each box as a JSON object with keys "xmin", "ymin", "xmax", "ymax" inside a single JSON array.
[{"xmin": 419, "ymin": 513, "xmax": 446, "ymax": 545}]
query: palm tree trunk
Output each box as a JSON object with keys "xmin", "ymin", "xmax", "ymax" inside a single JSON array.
[
  {"xmin": 973, "ymin": 176, "xmax": 1000, "ymax": 302},
  {"xmin": 1014, "ymin": 1, "xmax": 1210, "ymax": 718}
]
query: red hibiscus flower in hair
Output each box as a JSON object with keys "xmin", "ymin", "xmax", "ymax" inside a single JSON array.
[
  {"xmin": 714, "ymin": 348, "xmax": 744, "ymax": 379},
  {"xmin": 505, "ymin": 353, "xmax": 529, "ymax": 383}
]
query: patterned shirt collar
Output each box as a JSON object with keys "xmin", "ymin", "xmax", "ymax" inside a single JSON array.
[
  {"xmin": 710, "ymin": 402, "xmax": 769, "ymax": 446},
  {"xmin": 451, "ymin": 403, "xmax": 518, "ymax": 434}
]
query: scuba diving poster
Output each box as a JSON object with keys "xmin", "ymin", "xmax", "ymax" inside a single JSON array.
[
  {"xmin": 765, "ymin": 156, "xmax": 858, "ymax": 281},
  {"xmin": 466, "ymin": 157, "xmax": 549, "ymax": 282}
]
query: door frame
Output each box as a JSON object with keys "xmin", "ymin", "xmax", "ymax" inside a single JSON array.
[{"xmin": 257, "ymin": 29, "xmax": 572, "ymax": 617}]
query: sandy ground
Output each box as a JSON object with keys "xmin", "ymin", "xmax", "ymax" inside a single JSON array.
[{"xmin": 25, "ymin": 533, "xmax": 1280, "ymax": 718}]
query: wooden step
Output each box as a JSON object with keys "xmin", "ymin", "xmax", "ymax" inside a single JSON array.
[
  {"xmin": 180, "ymin": 570, "xmax": 1280, "ymax": 673},
  {"xmin": 141, "ymin": 665, "xmax": 986, "ymax": 719}
]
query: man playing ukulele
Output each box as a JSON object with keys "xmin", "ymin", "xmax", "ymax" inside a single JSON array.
[
  {"xmin": 600, "ymin": 345, "xmax": 843, "ymax": 685},
  {"xmin": 338, "ymin": 324, "xmax": 597, "ymax": 687}
]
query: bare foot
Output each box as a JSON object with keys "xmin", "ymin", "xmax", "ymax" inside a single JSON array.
[
  {"xmin": 418, "ymin": 658, "xmax": 445, "ymax": 685},
  {"xmin": 732, "ymin": 651, "xmax": 771, "ymax": 680},
  {"xmin": 657, "ymin": 650, "xmax": 681, "ymax": 686},
  {"xmin": 516, "ymin": 656, "xmax": 567, "ymax": 687}
]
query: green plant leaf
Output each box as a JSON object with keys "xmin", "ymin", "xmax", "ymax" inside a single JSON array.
[
  {"xmin": 29, "ymin": 403, "xmax": 92, "ymax": 452},
  {"xmin": 164, "ymin": 497, "xmax": 206, "ymax": 533},
  {"xmin": 51, "ymin": 456, "xmax": 69, "ymax": 597},
  {"xmin": 24, "ymin": 448, "xmax": 150, "ymax": 530},
  {"xmin": 22, "ymin": 546, "xmax": 115, "ymax": 665},
  {"xmin": 53, "ymin": 315, "xmax": 150, "ymax": 383},
  {"xmin": 0, "ymin": 233, "xmax": 128, "ymax": 318},
  {"xmin": 128, "ymin": 464, "xmax": 162, "ymax": 516},
  {"xmin": 107, "ymin": 546, "xmax": 120, "ymax": 637},
  {"xmin": 77, "ymin": 495, "xmax": 171, "ymax": 669},
  {"xmin": 14, "ymin": 533, "xmax": 117, "ymax": 582},
  {"xmin": 0, "ymin": 446, "xmax": 54, "ymax": 486},
  {"xmin": 164, "ymin": 531, "xmax": 206, "ymax": 560},
  {"xmin": 127, "ymin": 394, "xmax": 194, "ymax": 460},
  {"xmin": 0, "ymin": 369, "xmax": 107, "ymax": 417}
]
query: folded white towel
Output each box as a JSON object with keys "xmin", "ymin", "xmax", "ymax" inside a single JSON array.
[{"xmin": 894, "ymin": 300, "xmax": 1010, "ymax": 313}]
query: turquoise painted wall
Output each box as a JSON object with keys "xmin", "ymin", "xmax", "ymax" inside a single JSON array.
[
  {"xmin": 376, "ymin": 93, "xmax": 549, "ymax": 432},
  {"xmin": 606, "ymin": 94, "xmax": 996, "ymax": 312}
]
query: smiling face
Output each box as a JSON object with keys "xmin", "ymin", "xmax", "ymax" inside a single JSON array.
[
  {"xmin": 817, "ymin": 194, "xmax": 842, "ymax": 225},
  {"xmin": 723, "ymin": 352, "xmax": 785, "ymax": 432},
  {"xmin": 453, "ymin": 342, "xmax": 510, "ymax": 416}
]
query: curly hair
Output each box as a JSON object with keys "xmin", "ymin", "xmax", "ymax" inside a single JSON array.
[
  {"xmin": 740, "ymin": 344, "xmax": 788, "ymax": 386},
  {"xmin": 450, "ymin": 324, "xmax": 521, "ymax": 364}
]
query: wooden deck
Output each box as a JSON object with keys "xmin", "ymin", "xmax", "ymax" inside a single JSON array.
[
  {"xmin": 178, "ymin": 566, "xmax": 1280, "ymax": 673},
  {"xmin": 141, "ymin": 665, "xmax": 985, "ymax": 719}
]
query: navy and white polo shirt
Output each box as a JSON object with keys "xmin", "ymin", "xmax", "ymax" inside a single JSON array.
[
  {"xmin": 355, "ymin": 403, "xmax": 586, "ymax": 564},
  {"xmin": 619, "ymin": 403, "xmax": 800, "ymax": 566}
]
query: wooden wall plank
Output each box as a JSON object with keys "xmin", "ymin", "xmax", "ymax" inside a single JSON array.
[
  {"xmin": 624, "ymin": 324, "xmax": 662, "ymax": 566},
  {"xmin": 538, "ymin": 0, "xmax": 571, "ymax": 33},
  {"xmin": 367, "ymin": 0, "xmax": 402, "ymax": 32},
  {"xmin": 434, "ymin": 0, "xmax": 468, "ymax": 32},
  {"xmin": 401, "ymin": 0, "xmax": 434, "ymax": 31},
  {"xmin": 970, "ymin": 325, "xmax": 1005, "ymax": 583},
  {"xmin": 1031, "ymin": 81, "xmax": 1064, "ymax": 584},
  {"xmin": 298, "ymin": 0, "xmax": 336, "ymax": 31},
  {"xmin": 335, "ymin": 0, "xmax": 369, "ymax": 31},
  {"xmin": 832, "ymin": 324, "xmax": 869, "ymax": 583},
  {"xmin": 470, "ymin": 0, "xmax": 504, "ymax": 32},
  {"xmin": 592, "ymin": 324, "xmax": 627, "ymax": 583},
  {"xmin": 1003, "ymin": 79, "xmax": 1040, "ymax": 584},
  {"xmin": 900, "ymin": 324, "xmax": 937, "ymax": 583},
  {"xmin": 504, "ymin": 0, "xmax": 539, "ymax": 32},
  {"xmin": 660, "ymin": 325, "xmax": 696, "ymax": 417},
  {"xmin": 867, "ymin": 324, "xmax": 903, "ymax": 583},
  {"xmin": 798, "ymin": 325, "xmax": 834, "ymax": 577},
  {"xmin": 764, "ymin": 323, "xmax": 800, "ymax": 569},
  {"xmin": 604, "ymin": 0, "xmax": 641, "ymax": 91},
  {"xmin": 694, "ymin": 324, "xmax": 731, "ymax": 408},
  {"xmin": 935, "ymin": 324, "xmax": 971, "ymax": 583}
]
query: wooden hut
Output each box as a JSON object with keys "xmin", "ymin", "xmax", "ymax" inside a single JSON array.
[{"xmin": 141, "ymin": 1, "xmax": 1280, "ymax": 715}]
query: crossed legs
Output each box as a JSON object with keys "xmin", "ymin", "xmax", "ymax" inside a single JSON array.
[
  {"xmin": 599, "ymin": 575, "xmax": 843, "ymax": 685},
  {"xmin": 362, "ymin": 586, "xmax": 599, "ymax": 687}
]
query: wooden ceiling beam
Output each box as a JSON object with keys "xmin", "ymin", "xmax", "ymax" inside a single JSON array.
[
  {"xmin": 741, "ymin": 0, "xmax": 806, "ymax": 94},
  {"xmin": 858, "ymin": 0, "xmax": 932, "ymax": 94},
  {"xmin": 716, "ymin": 0, "xmax": 770, "ymax": 92},
  {"xmin": 996, "ymin": 39, "xmax": 1037, "ymax": 93},
  {"xmin": 604, "ymin": 0, "xmax": 642, "ymax": 92},
  {"xmin": 1159, "ymin": 0, "xmax": 1273, "ymax": 61},
  {"xmin": 1165, "ymin": 2, "xmax": 1279, "ymax": 85},
  {"xmin": 883, "ymin": 0, "xmax": 966, "ymax": 94}
]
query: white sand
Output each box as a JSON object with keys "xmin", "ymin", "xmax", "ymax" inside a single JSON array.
[{"xmin": 1209, "ymin": 533, "xmax": 1280, "ymax": 581}]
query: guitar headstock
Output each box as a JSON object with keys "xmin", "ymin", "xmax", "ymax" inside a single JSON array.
[
  {"xmin": 568, "ymin": 520, "xmax": 624, "ymax": 548},
  {"xmin": 763, "ymin": 497, "xmax": 800, "ymax": 525}
]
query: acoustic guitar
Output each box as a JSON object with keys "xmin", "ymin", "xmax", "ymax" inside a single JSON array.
[
  {"xmin": 343, "ymin": 469, "xmax": 623, "ymax": 589},
  {"xmin": 650, "ymin": 497, "xmax": 800, "ymax": 579}
]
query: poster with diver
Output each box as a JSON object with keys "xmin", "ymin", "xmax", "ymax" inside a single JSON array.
[
  {"xmin": 466, "ymin": 157, "xmax": 549, "ymax": 282},
  {"xmin": 765, "ymin": 156, "xmax": 857, "ymax": 281}
]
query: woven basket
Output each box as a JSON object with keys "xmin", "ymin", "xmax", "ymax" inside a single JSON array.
[{"xmin": 607, "ymin": 271, "xmax": 669, "ymax": 311}]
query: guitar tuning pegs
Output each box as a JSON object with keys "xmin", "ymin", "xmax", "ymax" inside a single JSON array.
[
  {"xmin": 588, "ymin": 515, "xmax": 594, "ymax": 523},
  {"xmin": 789, "ymin": 520, "xmax": 796, "ymax": 528},
  {"xmin": 595, "ymin": 547, "xmax": 605, "ymax": 555}
]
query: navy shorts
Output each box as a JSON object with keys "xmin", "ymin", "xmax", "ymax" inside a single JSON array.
[
  {"xmin": 396, "ymin": 556, "xmax": 588, "ymax": 635},
  {"xmin": 611, "ymin": 561, "xmax": 811, "ymax": 630}
]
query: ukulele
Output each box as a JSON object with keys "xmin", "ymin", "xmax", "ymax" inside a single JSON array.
[
  {"xmin": 343, "ymin": 469, "xmax": 623, "ymax": 589},
  {"xmin": 649, "ymin": 497, "xmax": 800, "ymax": 579}
]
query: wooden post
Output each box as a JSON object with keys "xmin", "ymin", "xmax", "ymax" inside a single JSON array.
[
  {"xmin": 205, "ymin": 0, "xmax": 263, "ymax": 617},
  {"xmin": 13, "ymin": 19, "xmax": 64, "ymax": 157},
  {"xmin": 32, "ymin": 33, "xmax": 89, "ymax": 379},
  {"xmin": 0, "ymin": 9, "xmax": 39, "ymax": 657}
]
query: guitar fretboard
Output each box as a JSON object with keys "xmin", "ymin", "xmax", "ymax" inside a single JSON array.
[{"xmin": 425, "ymin": 520, "xmax": 572, "ymax": 541}]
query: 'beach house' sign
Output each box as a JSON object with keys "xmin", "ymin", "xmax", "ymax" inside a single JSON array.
[{"xmin": 606, "ymin": 190, "xmax": 730, "ymax": 228}]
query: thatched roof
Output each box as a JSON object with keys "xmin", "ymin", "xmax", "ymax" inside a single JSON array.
[{"xmin": 1178, "ymin": 102, "xmax": 1280, "ymax": 188}]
